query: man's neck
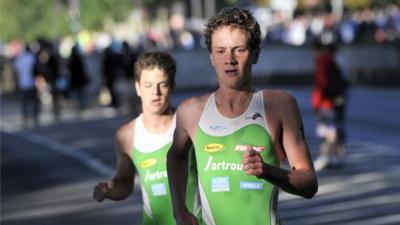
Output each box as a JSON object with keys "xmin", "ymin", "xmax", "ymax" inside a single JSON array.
[
  {"xmin": 142, "ymin": 109, "xmax": 174, "ymax": 134},
  {"xmin": 214, "ymin": 85, "xmax": 255, "ymax": 118}
]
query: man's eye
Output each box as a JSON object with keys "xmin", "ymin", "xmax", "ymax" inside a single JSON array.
[{"xmin": 235, "ymin": 48, "xmax": 246, "ymax": 53}]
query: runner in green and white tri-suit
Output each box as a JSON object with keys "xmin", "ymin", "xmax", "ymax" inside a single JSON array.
[
  {"xmin": 93, "ymin": 52, "xmax": 200, "ymax": 225},
  {"xmin": 167, "ymin": 8, "xmax": 318, "ymax": 225},
  {"xmin": 132, "ymin": 114, "xmax": 200, "ymax": 224}
]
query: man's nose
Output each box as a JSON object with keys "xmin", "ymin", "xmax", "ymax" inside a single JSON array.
[
  {"xmin": 154, "ymin": 85, "xmax": 161, "ymax": 95},
  {"xmin": 225, "ymin": 51, "xmax": 237, "ymax": 65}
]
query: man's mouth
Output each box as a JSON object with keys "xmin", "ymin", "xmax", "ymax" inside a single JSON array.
[
  {"xmin": 152, "ymin": 98, "xmax": 161, "ymax": 104},
  {"xmin": 225, "ymin": 69, "xmax": 238, "ymax": 76}
]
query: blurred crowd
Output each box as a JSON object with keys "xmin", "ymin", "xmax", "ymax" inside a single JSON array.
[
  {"xmin": 1, "ymin": 3, "xmax": 399, "ymax": 127},
  {"xmin": 2, "ymin": 39, "xmax": 140, "ymax": 127},
  {"xmin": 263, "ymin": 4, "xmax": 400, "ymax": 46}
]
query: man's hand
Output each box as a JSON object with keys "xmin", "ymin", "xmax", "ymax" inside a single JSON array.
[
  {"xmin": 93, "ymin": 181, "xmax": 113, "ymax": 202},
  {"xmin": 241, "ymin": 146, "xmax": 265, "ymax": 178},
  {"xmin": 175, "ymin": 210, "xmax": 198, "ymax": 225}
]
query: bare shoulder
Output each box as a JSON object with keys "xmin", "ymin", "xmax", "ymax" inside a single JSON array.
[
  {"xmin": 177, "ymin": 94, "xmax": 210, "ymax": 114},
  {"xmin": 176, "ymin": 94, "xmax": 211, "ymax": 137},
  {"xmin": 115, "ymin": 119, "xmax": 135, "ymax": 155},
  {"xmin": 262, "ymin": 89, "xmax": 298, "ymax": 109}
]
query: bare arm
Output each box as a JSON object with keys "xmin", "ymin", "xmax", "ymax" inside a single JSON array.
[
  {"xmin": 167, "ymin": 98, "xmax": 202, "ymax": 225},
  {"xmin": 243, "ymin": 91, "xmax": 318, "ymax": 199},
  {"xmin": 93, "ymin": 123, "xmax": 136, "ymax": 202}
]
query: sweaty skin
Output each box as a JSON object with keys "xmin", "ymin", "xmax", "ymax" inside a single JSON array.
[
  {"xmin": 167, "ymin": 23, "xmax": 317, "ymax": 225},
  {"xmin": 93, "ymin": 57, "xmax": 201, "ymax": 225}
]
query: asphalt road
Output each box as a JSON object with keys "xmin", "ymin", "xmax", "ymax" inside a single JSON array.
[{"xmin": 1, "ymin": 86, "xmax": 400, "ymax": 225}]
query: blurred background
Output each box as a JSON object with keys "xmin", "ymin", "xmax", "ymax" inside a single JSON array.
[{"xmin": 1, "ymin": 0, "xmax": 400, "ymax": 225}]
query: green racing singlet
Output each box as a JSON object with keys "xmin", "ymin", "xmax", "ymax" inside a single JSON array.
[
  {"xmin": 195, "ymin": 91, "xmax": 281, "ymax": 225},
  {"xmin": 132, "ymin": 114, "xmax": 201, "ymax": 225}
]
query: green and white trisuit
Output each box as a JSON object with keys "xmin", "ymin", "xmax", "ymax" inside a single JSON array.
[
  {"xmin": 132, "ymin": 114, "xmax": 201, "ymax": 225},
  {"xmin": 195, "ymin": 91, "xmax": 281, "ymax": 225}
]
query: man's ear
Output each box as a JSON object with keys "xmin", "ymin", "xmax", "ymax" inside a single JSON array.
[{"xmin": 135, "ymin": 81, "xmax": 141, "ymax": 97}]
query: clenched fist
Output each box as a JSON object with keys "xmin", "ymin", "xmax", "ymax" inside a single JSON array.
[
  {"xmin": 241, "ymin": 147, "xmax": 265, "ymax": 178},
  {"xmin": 93, "ymin": 181, "xmax": 113, "ymax": 202}
]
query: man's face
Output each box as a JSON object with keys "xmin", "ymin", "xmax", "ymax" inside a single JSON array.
[
  {"xmin": 209, "ymin": 26, "xmax": 257, "ymax": 89},
  {"xmin": 135, "ymin": 67, "xmax": 173, "ymax": 115}
]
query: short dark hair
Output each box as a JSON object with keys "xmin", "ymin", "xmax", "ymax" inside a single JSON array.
[
  {"xmin": 204, "ymin": 7, "xmax": 261, "ymax": 55},
  {"xmin": 134, "ymin": 51, "xmax": 176, "ymax": 86}
]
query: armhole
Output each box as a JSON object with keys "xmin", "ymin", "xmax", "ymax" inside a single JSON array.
[
  {"xmin": 193, "ymin": 94, "xmax": 213, "ymax": 143},
  {"xmin": 259, "ymin": 90, "xmax": 271, "ymax": 135},
  {"xmin": 130, "ymin": 119, "xmax": 137, "ymax": 159},
  {"xmin": 198, "ymin": 93, "xmax": 214, "ymax": 129},
  {"xmin": 261, "ymin": 90, "xmax": 286, "ymax": 162}
]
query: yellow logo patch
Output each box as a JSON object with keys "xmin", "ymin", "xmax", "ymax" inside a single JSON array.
[
  {"xmin": 140, "ymin": 159, "xmax": 157, "ymax": 168},
  {"xmin": 203, "ymin": 143, "xmax": 225, "ymax": 152}
]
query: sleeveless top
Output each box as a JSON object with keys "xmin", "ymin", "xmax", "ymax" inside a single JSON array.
[
  {"xmin": 194, "ymin": 91, "xmax": 281, "ymax": 225},
  {"xmin": 132, "ymin": 114, "xmax": 201, "ymax": 225}
]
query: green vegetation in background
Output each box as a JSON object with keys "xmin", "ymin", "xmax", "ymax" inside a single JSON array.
[
  {"xmin": 80, "ymin": 0, "xmax": 134, "ymax": 31},
  {"xmin": 0, "ymin": 0, "xmax": 134, "ymax": 43},
  {"xmin": 348, "ymin": 0, "xmax": 400, "ymax": 9},
  {"xmin": 0, "ymin": 0, "xmax": 69, "ymax": 42}
]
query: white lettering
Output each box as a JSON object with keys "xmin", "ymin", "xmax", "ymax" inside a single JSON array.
[
  {"xmin": 144, "ymin": 170, "xmax": 168, "ymax": 182},
  {"xmin": 205, "ymin": 156, "xmax": 213, "ymax": 171},
  {"xmin": 203, "ymin": 156, "xmax": 243, "ymax": 172}
]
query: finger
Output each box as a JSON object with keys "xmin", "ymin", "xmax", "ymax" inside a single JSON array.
[
  {"xmin": 106, "ymin": 181, "xmax": 114, "ymax": 190},
  {"xmin": 251, "ymin": 149, "xmax": 260, "ymax": 156},
  {"xmin": 93, "ymin": 183, "xmax": 109, "ymax": 202},
  {"xmin": 191, "ymin": 218, "xmax": 199, "ymax": 225},
  {"xmin": 243, "ymin": 162, "xmax": 258, "ymax": 171},
  {"xmin": 244, "ymin": 167, "xmax": 263, "ymax": 176},
  {"xmin": 93, "ymin": 189, "xmax": 105, "ymax": 202},
  {"xmin": 242, "ymin": 154, "xmax": 261, "ymax": 164},
  {"xmin": 243, "ymin": 161, "xmax": 263, "ymax": 171},
  {"xmin": 246, "ymin": 149, "xmax": 258, "ymax": 157},
  {"xmin": 244, "ymin": 155, "xmax": 262, "ymax": 163}
]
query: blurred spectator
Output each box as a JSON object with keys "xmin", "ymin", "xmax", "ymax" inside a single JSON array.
[
  {"xmin": 120, "ymin": 41, "xmax": 137, "ymax": 80},
  {"xmin": 358, "ymin": 9, "xmax": 377, "ymax": 43},
  {"xmin": 14, "ymin": 44, "xmax": 40, "ymax": 127},
  {"xmin": 119, "ymin": 41, "xmax": 140, "ymax": 115},
  {"xmin": 286, "ymin": 11, "xmax": 308, "ymax": 45},
  {"xmin": 338, "ymin": 11, "xmax": 358, "ymax": 44},
  {"xmin": 102, "ymin": 46, "xmax": 120, "ymax": 108},
  {"xmin": 34, "ymin": 45, "xmax": 62, "ymax": 120},
  {"xmin": 67, "ymin": 44, "xmax": 89, "ymax": 114},
  {"xmin": 312, "ymin": 41, "xmax": 348, "ymax": 171}
]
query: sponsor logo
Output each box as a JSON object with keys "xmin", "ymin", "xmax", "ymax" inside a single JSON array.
[
  {"xmin": 240, "ymin": 181, "xmax": 264, "ymax": 190},
  {"xmin": 151, "ymin": 183, "xmax": 167, "ymax": 196},
  {"xmin": 203, "ymin": 143, "xmax": 225, "ymax": 152},
  {"xmin": 235, "ymin": 145, "xmax": 265, "ymax": 152},
  {"xmin": 209, "ymin": 125, "xmax": 227, "ymax": 131},
  {"xmin": 145, "ymin": 170, "xmax": 167, "ymax": 182},
  {"xmin": 140, "ymin": 158, "xmax": 157, "ymax": 168},
  {"xmin": 211, "ymin": 176, "xmax": 230, "ymax": 192},
  {"xmin": 245, "ymin": 112, "xmax": 262, "ymax": 120},
  {"xmin": 204, "ymin": 156, "xmax": 243, "ymax": 172}
]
